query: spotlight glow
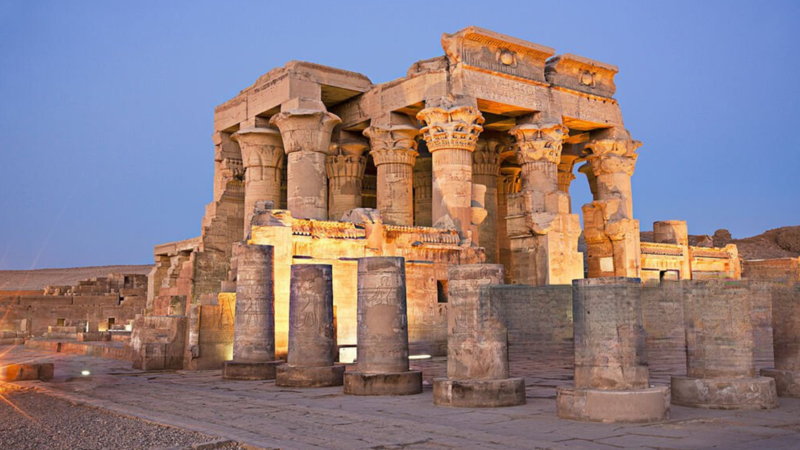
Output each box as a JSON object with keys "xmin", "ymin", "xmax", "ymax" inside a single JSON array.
[
  {"xmin": 409, "ymin": 354, "xmax": 431, "ymax": 360},
  {"xmin": 80, "ymin": 370, "xmax": 91, "ymax": 376}
]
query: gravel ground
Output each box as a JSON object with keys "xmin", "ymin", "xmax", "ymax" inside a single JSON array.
[{"xmin": 0, "ymin": 385, "xmax": 245, "ymax": 450}]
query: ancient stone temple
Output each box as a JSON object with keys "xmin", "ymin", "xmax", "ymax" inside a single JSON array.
[{"xmin": 145, "ymin": 26, "xmax": 742, "ymax": 369}]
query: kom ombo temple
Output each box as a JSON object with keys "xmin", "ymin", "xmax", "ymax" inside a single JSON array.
[{"xmin": 142, "ymin": 27, "xmax": 740, "ymax": 369}]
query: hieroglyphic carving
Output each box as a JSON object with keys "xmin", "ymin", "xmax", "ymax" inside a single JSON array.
[{"xmin": 232, "ymin": 242, "xmax": 275, "ymax": 363}]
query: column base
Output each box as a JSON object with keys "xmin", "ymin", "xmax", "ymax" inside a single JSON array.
[
  {"xmin": 556, "ymin": 386, "xmax": 670, "ymax": 423},
  {"xmin": 222, "ymin": 360, "xmax": 282, "ymax": 380},
  {"xmin": 276, "ymin": 364, "xmax": 345, "ymax": 388},
  {"xmin": 343, "ymin": 370, "xmax": 422, "ymax": 396},
  {"xmin": 2, "ymin": 363, "xmax": 54, "ymax": 382},
  {"xmin": 433, "ymin": 378, "xmax": 525, "ymax": 407},
  {"xmin": 760, "ymin": 368, "xmax": 800, "ymax": 398},
  {"xmin": 670, "ymin": 376, "xmax": 778, "ymax": 409}
]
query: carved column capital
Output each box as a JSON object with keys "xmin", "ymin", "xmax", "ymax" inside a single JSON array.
[
  {"xmin": 416, "ymin": 106, "xmax": 484, "ymax": 153},
  {"xmin": 231, "ymin": 127, "xmax": 285, "ymax": 170},
  {"xmin": 472, "ymin": 138, "xmax": 503, "ymax": 177},
  {"xmin": 585, "ymin": 138, "xmax": 641, "ymax": 176},
  {"xmin": 363, "ymin": 125, "xmax": 418, "ymax": 153},
  {"xmin": 269, "ymin": 109, "xmax": 341, "ymax": 154},
  {"xmin": 508, "ymin": 122, "xmax": 569, "ymax": 165}
]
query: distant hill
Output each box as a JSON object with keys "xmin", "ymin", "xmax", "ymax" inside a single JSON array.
[
  {"xmin": 0, "ymin": 265, "xmax": 152, "ymax": 291},
  {"xmin": 727, "ymin": 226, "xmax": 800, "ymax": 260}
]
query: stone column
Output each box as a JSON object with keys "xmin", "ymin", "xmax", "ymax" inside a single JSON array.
[
  {"xmin": 223, "ymin": 242, "xmax": 283, "ymax": 380},
  {"xmin": 277, "ymin": 264, "xmax": 345, "ymax": 387},
  {"xmin": 472, "ymin": 139, "xmax": 502, "ymax": 263},
  {"xmin": 413, "ymin": 156, "xmax": 433, "ymax": 227},
  {"xmin": 557, "ymin": 152, "xmax": 580, "ymax": 213},
  {"xmin": 270, "ymin": 109, "xmax": 341, "ymax": 220},
  {"xmin": 344, "ymin": 257, "xmax": 422, "ymax": 395},
  {"xmin": 762, "ymin": 284, "xmax": 800, "ymax": 397},
  {"xmin": 578, "ymin": 163, "xmax": 598, "ymax": 200},
  {"xmin": 231, "ymin": 127, "xmax": 284, "ymax": 235},
  {"xmin": 582, "ymin": 130, "xmax": 642, "ymax": 279},
  {"xmin": 672, "ymin": 280, "xmax": 778, "ymax": 409},
  {"xmin": 505, "ymin": 121, "xmax": 583, "ymax": 286},
  {"xmin": 497, "ymin": 167, "xmax": 521, "ymax": 284},
  {"xmin": 433, "ymin": 264, "xmax": 525, "ymax": 407},
  {"xmin": 557, "ymin": 278, "xmax": 669, "ymax": 423},
  {"xmin": 363, "ymin": 125, "xmax": 419, "ymax": 225},
  {"xmin": 326, "ymin": 139, "xmax": 367, "ymax": 221},
  {"xmin": 417, "ymin": 102, "xmax": 484, "ymax": 236}
]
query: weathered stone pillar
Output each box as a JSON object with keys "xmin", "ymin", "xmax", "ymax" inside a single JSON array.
[
  {"xmin": 557, "ymin": 150, "xmax": 580, "ymax": 213},
  {"xmin": 505, "ymin": 121, "xmax": 583, "ymax": 286},
  {"xmin": 344, "ymin": 257, "xmax": 422, "ymax": 395},
  {"xmin": 277, "ymin": 264, "xmax": 345, "ymax": 387},
  {"xmin": 326, "ymin": 139, "xmax": 367, "ymax": 221},
  {"xmin": 231, "ymin": 127, "xmax": 284, "ymax": 235},
  {"xmin": 433, "ymin": 264, "xmax": 525, "ymax": 407},
  {"xmin": 497, "ymin": 167, "xmax": 521, "ymax": 284},
  {"xmin": 472, "ymin": 139, "xmax": 502, "ymax": 263},
  {"xmin": 578, "ymin": 163, "xmax": 598, "ymax": 200},
  {"xmin": 557, "ymin": 278, "xmax": 670, "ymax": 423},
  {"xmin": 223, "ymin": 242, "xmax": 283, "ymax": 380},
  {"xmin": 417, "ymin": 101, "xmax": 484, "ymax": 236},
  {"xmin": 762, "ymin": 284, "xmax": 800, "ymax": 397},
  {"xmin": 582, "ymin": 130, "xmax": 642, "ymax": 279},
  {"xmin": 672, "ymin": 280, "xmax": 778, "ymax": 409},
  {"xmin": 270, "ymin": 109, "xmax": 341, "ymax": 220},
  {"xmin": 413, "ymin": 156, "xmax": 433, "ymax": 227},
  {"xmin": 363, "ymin": 125, "xmax": 419, "ymax": 225}
]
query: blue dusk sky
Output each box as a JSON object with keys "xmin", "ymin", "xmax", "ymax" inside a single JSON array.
[{"xmin": 0, "ymin": 1, "xmax": 798, "ymax": 270}]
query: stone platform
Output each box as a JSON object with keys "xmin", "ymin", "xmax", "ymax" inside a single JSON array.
[
  {"xmin": 343, "ymin": 371, "xmax": 423, "ymax": 396},
  {"xmin": 222, "ymin": 361, "xmax": 282, "ymax": 381},
  {"xmin": 556, "ymin": 386, "xmax": 670, "ymax": 423},
  {"xmin": 276, "ymin": 364, "xmax": 345, "ymax": 387},
  {"xmin": 433, "ymin": 378, "xmax": 525, "ymax": 407},
  {"xmin": 671, "ymin": 376, "xmax": 779, "ymax": 409},
  {"xmin": 761, "ymin": 368, "xmax": 800, "ymax": 398}
]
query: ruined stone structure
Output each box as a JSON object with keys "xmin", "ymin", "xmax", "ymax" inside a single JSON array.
[
  {"xmin": 143, "ymin": 26, "xmax": 742, "ymax": 370},
  {"xmin": 761, "ymin": 284, "xmax": 800, "ymax": 397}
]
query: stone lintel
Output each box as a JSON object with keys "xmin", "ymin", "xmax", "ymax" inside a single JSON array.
[{"xmin": 546, "ymin": 53, "xmax": 618, "ymax": 98}]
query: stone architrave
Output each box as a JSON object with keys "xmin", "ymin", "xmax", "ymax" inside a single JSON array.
[
  {"xmin": 222, "ymin": 242, "xmax": 283, "ymax": 380},
  {"xmin": 363, "ymin": 125, "xmax": 419, "ymax": 225},
  {"xmin": 557, "ymin": 278, "xmax": 670, "ymax": 423},
  {"xmin": 433, "ymin": 264, "xmax": 525, "ymax": 407},
  {"xmin": 344, "ymin": 257, "xmax": 422, "ymax": 395},
  {"xmin": 326, "ymin": 139, "xmax": 367, "ymax": 221},
  {"xmin": 762, "ymin": 284, "xmax": 800, "ymax": 397},
  {"xmin": 582, "ymin": 130, "xmax": 642, "ymax": 279},
  {"xmin": 231, "ymin": 127, "xmax": 284, "ymax": 236},
  {"xmin": 412, "ymin": 156, "xmax": 433, "ymax": 227},
  {"xmin": 417, "ymin": 101, "xmax": 484, "ymax": 237},
  {"xmin": 505, "ymin": 121, "xmax": 583, "ymax": 286},
  {"xmin": 277, "ymin": 264, "xmax": 345, "ymax": 387},
  {"xmin": 672, "ymin": 281, "xmax": 778, "ymax": 409},
  {"xmin": 270, "ymin": 109, "xmax": 341, "ymax": 220},
  {"xmin": 472, "ymin": 139, "xmax": 502, "ymax": 263}
]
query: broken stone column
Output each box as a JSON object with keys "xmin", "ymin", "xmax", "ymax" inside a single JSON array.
[
  {"xmin": 672, "ymin": 281, "xmax": 778, "ymax": 409},
  {"xmin": 653, "ymin": 220, "xmax": 691, "ymax": 280},
  {"xmin": 472, "ymin": 139, "xmax": 502, "ymax": 263},
  {"xmin": 277, "ymin": 264, "xmax": 345, "ymax": 387},
  {"xmin": 344, "ymin": 257, "xmax": 422, "ymax": 395},
  {"xmin": 762, "ymin": 284, "xmax": 800, "ymax": 397},
  {"xmin": 270, "ymin": 109, "xmax": 341, "ymax": 220},
  {"xmin": 505, "ymin": 120, "xmax": 583, "ymax": 285},
  {"xmin": 433, "ymin": 264, "xmax": 525, "ymax": 407},
  {"xmin": 557, "ymin": 278, "xmax": 670, "ymax": 423},
  {"xmin": 363, "ymin": 125, "xmax": 419, "ymax": 225},
  {"xmin": 231, "ymin": 127, "xmax": 284, "ymax": 235},
  {"xmin": 417, "ymin": 99, "xmax": 484, "ymax": 237},
  {"xmin": 223, "ymin": 242, "xmax": 283, "ymax": 380},
  {"xmin": 582, "ymin": 129, "xmax": 642, "ymax": 279},
  {"xmin": 326, "ymin": 138, "xmax": 367, "ymax": 221},
  {"xmin": 413, "ymin": 156, "xmax": 433, "ymax": 227}
]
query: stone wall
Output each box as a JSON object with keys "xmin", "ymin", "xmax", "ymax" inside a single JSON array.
[{"xmin": 744, "ymin": 257, "xmax": 800, "ymax": 284}]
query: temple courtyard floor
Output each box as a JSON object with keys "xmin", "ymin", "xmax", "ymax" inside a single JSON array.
[{"xmin": 1, "ymin": 344, "xmax": 799, "ymax": 450}]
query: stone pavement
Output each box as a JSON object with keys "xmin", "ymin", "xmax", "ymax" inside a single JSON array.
[{"xmin": 2, "ymin": 344, "xmax": 799, "ymax": 450}]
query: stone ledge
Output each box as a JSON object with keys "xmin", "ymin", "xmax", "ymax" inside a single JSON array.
[
  {"xmin": 343, "ymin": 371, "xmax": 422, "ymax": 396},
  {"xmin": 556, "ymin": 386, "xmax": 670, "ymax": 423},
  {"xmin": 760, "ymin": 368, "xmax": 800, "ymax": 398},
  {"xmin": 671, "ymin": 376, "xmax": 778, "ymax": 409},
  {"xmin": 433, "ymin": 378, "xmax": 525, "ymax": 407},
  {"xmin": 1, "ymin": 362, "xmax": 54, "ymax": 382},
  {"xmin": 276, "ymin": 364, "xmax": 345, "ymax": 388},
  {"xmin": 222, "ymin": 361, "xmax": 282, "ymax": 381}
]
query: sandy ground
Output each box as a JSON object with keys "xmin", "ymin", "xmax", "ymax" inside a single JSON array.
[{"xmin": 0, "ymin": 265, "xmax": 152, "ymax": 291}]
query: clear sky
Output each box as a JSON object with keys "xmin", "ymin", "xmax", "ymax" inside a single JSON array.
[{"xmin": 1, "ymin": 1, "xmax": 798, "ymax": 270}]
